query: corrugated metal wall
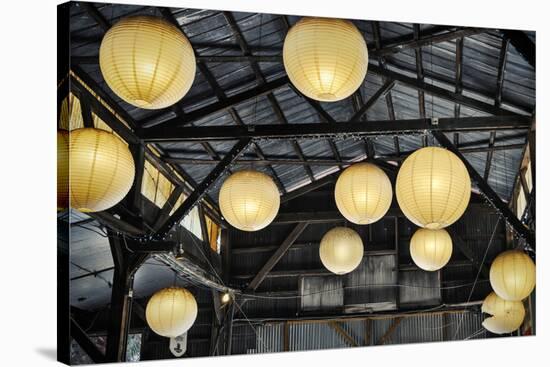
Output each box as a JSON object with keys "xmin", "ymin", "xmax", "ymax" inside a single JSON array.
[{"xmin": 231, "ymin": 311, "xmax": 489, "ymax": 355}]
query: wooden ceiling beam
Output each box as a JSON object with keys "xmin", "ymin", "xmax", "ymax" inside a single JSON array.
[{"xmin": 246, "ymin": 222, "xmax": 309, "ymax": 291}]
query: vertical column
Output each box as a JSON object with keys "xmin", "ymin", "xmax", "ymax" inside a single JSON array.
[{"xmin": 105, "ymin": 233, "xmax": 147, "ymax": 362}]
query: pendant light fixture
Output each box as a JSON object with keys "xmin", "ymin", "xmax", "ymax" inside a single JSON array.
[
  {"xmin": 69, "ymin": 128, "xmax": 135, "ymax": 212},
  {"xmin": 489, "ymin": 250, "xmax": 536, "ymax": 301},
  {"xmin": 396, "ymin": 147, "xmax": 471, "ymax": 229},
  {"xmin": 334, "ymin": 163, "xmax": 393, "ymax": 225},
  {"xmin": 283, "ymin": 17, "xmax": 369, "ymax": 102},
  {"xmin": 319, "ymin": 227, "xmax": 364, "ymax": 275},
  {"xmin": 99, "ymin": 15, "xmax": 196, "ymax": 109},
  {"xmin": 146, "ymin": 287, "xmax": 198, "ymax": 338},
  {"xmin": 219, "ymin": 170, "xmax": 280, "ymax": 232},
  {"xmin": 409, "ymin": 228, "xmax": 453, "ymax": 271},
  {"xmin": 481, "ymin": 292, "xmax": 525, "ymax": 334}
]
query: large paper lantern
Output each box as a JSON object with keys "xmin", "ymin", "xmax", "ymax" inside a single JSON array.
[
  {"xmin": 482, "ymin": 292, "xmax": 525, "ymax": 334},
  {"xmin": 396, "ymin": 147, "xmax": 471, "ymax": 229},
  {"xmin": 57, "ymin": 130, "xmax": 69, "ymax": 210},
  {"xmin": 335, "ymin": 163, "xmax": 393, "ymax": 225},
  {"xmin": 283, "ymin": 17, "xmax": 368, "ymax": 102},
  {"xmin": 409, "ymin": 228, "xmax": 453, "ymax": 271},
  {"xmin": 219, "ymin": 170, "xmax": 280, "ymax": 231},
  {"xmin": 490, "ymin": 250, "xmax": 536, "ymax": 301},
  {"xmin": 99, "ymin": 16, "xmax": 196, "ymax": 109},
  {"xmin": 70, "ymin": 128, "xmax": 135, "ymax": 212},
  {"xmin": 146, "ymin": 287, "xmax": 198, "ymax": 338},
  {"xmin": 319, "ymin": 227, "xmax": 364, "ymax": 275}
]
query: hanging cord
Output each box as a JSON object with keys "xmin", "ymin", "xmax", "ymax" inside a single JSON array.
[
  {"xmin": 453, "ymin": 217, "xmax": 500, "ymax": 340},
  {"xmin": 463, "ymin": 327, "xmax": 486, "ymax": 341}
]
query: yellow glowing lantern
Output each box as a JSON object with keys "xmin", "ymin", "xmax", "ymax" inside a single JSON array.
[
  {"xmin": 490, "ymin": 250, "xmax": 536, "ymax": 301},
  {"xmin": 146, "ymin": 287, "xmax": 198, "ymax": 338},
  {"xmin": 69, "ymin": 128, "xmax": 135, "ymax": 212},
  {"xmin": 334, "ymin": 163, "xmax": 393, "ymax": 225},
  {"xmin": 409, "ymin": 228, "xmax": 453, "ymax": 271},
  {"xmin": 482, "ymin": 292, "xmax": 525, "ymax": 334},
  {"xmin": 319, "ymin": 227, "xmax": 364, "ymax": 275},
  {"xmin": 99, "ymin": 16, "xmax": 196, "ymax": 109},
  {"xmin": 57, "ymin": 130, "xmax": 69, "ymax": 210},
  {"xmin": 396, "ymin": 147, "xmax": 471, "ymax": 229},
  {"xmin": 219, "ymin": 170, "xmax": 280, "ymax": 232},
  {"xmin": 283, "ymin": 17, "xmax": 368, "ymax": 102}
]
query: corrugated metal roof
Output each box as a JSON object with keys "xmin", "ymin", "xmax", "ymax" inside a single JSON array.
[{"xmin": 69, "ymin": 2, "xmax": 534, "ymax": 205}]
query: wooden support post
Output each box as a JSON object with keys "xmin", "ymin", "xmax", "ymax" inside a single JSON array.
[
  {"xmin": 224, "ymin": 301, "xmax": 236, "ymax": 355},
  {"xmin": 283, "ymin": 322, "xmax": 290, "ymax": 351},
  {"xmin": 105, "ymin": 233, "xmax": 148, "ymax": 363},
  {"xmin": 365, "ymin": 319, "xmax": 372, "ymax": 346}
]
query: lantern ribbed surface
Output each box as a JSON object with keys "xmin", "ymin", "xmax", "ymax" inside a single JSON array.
[
  {"xmin": 490, "ymin": 250, "xmax": 536, "ymax": 301},
  {"xmin": 99, "ymin": 15, "xmax": 196, "ymax": 109},
  {"xmin": 319, "ymin": 227, "xmax": 364, "ymax": 275},
  {"xmin": 219, "ymin": 170, "xmax": 280, "ymax": 232},
  {"xmin": 283, "ymin": 17, "xmax": 368, "ymax": 102},
  {"xmin": 69, "ymin": 128, "xmax": 135, "ymax": 212},
  {"xmin": 396, "ymin": 147, "xmax": 471, "ymax": 229},
  {"xmin": 481, "ymin": 292, "xmax": 525, "ymax": 334},
  {"xmin": 57, "ymin": 130, "xmax": 70, "ymax": 210},
  {"xmin": 146, "ymin": 287, "xmax": 198, "ymax": 338},
  {"xmin": 335, "ymin": 163, "xmax": 393, "ymax": 224},
  {"xmin": 409, "ymin": 228, "xmax": 453, "ymax": 271}
]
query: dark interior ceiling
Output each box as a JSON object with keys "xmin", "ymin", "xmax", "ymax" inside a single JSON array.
[{"xmin": 63, "ymin": 1, "xmax": 536, "ymax": 360}]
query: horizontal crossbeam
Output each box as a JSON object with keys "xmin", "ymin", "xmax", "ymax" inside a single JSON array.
[{"xmin": 141, "ymin": 116, "xmax": 530, "ymax": 142}]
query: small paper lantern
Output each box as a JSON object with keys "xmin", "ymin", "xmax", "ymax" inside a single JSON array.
[
  {"xmin": 334, "ymin": 163, "xmax": 393, "ymax": 225},
  {"xmin": 99, "ymin": 16, "xmax": 196, "ymax": 109},
  {"xmin": 283, "ymin": 17, "xmax": 368, "ymax": 102},
  {"xmin": 57, "ymin": 130, "xmax": 69, "ymax": 210},
  {"xmin": 219, "ymin": 170, "xmax": 280, "ymax": 231},
  {"xmin": 146, "ymin": 287, "xmax": 198, "ymax": 338},
  {"xmin": 490, "ymin": 250, "xmax": 536, "ymax": 301},
  {"xmin": 482, "ymin": 292, "xmax": 525, "ymax": 334},
  {"xmin": 319, "ymin": 227, "xmax": 364, "ymax": 275},
  {"xmin": 396, "ymin": 147, "xmax": 471, "ymax": 229},
  {"xmin": 70, "ymin": 128, "xmax": 135, "ymax": 212},
  {"xmin": 409, "ymin": 228, "xmax": 453, "ymax": 271}
]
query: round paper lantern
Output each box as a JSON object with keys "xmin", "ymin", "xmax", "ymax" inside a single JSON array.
[
  {"xmin": 283, "ymin": 17, "xmax": 368, "ymax": 102},
  {"xmin": 70, "ymin": 128, "xmax": 135, "ymax": 212},
  {"xmin": 396, "ymin": 147, "xmax": 471, "ymax": 229},
  {"xmin": 146, "ymin": 287, "xmax": 198, "ymax": 338},
  {"xmin": 99, "ymin": 15, "xmax": 196, "ymax": 109},
  {"xmin": 57, "ymin": 130, "xmax": 69, "ymax": 210},
  {"xmin": 334, "ymin": 163, "xmax": 393, "ymax": 225},
  {"xmin": 490, "ymin": 250, "xmax": 536, "ymax": 301},
  {"xmin": 219, "ymin": 170, "xmax": 280, "ymax": 231},
  {"xmin": 319, "ymin": 227, "xmax": 364, "ymax": 275},
  {"xmin": 409, "ymin": 228, "xmax": 453, "ymax": 271},
  {"xmin": 481, "ymin": 292, "xmax": 525, "ymax": 334}
]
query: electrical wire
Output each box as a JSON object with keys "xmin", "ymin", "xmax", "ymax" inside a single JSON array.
[{"xmin": 452, "ymin": 217, "xmax": 500, "ymax": 340}]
